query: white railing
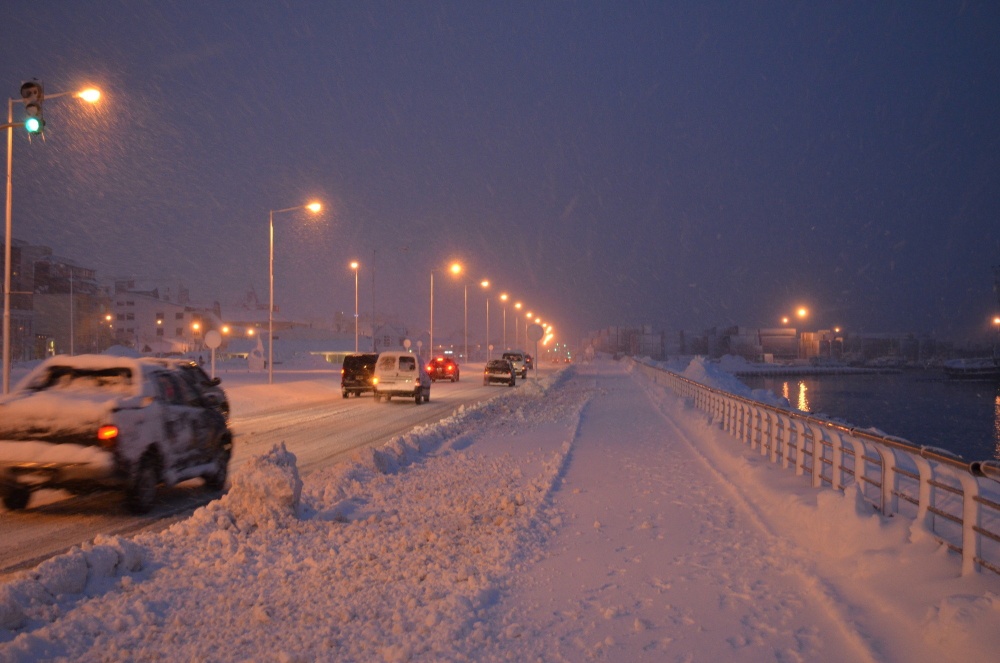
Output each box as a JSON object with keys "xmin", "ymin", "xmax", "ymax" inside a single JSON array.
[{"xmin": 628, "ymin": 358, "xmax": 1000, "ymax": 577}]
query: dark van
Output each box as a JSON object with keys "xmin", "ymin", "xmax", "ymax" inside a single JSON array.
[{"xmin": 341, "ymin": 353, "xmax": 379, "ymax": 398}]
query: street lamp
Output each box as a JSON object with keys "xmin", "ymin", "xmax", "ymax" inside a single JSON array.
[
  {"xmin": 481, "ymin": 280, "xmax": 490, "ymax": 361},
  {"xmin": 500, "ymin": 293, "xmax": 508, "ymax": 351},
  {"xmin": 268, "ymin": 201, "xmax": 322, "ymax": 384},
  {"xmin": 514, "ymin": 302, "xmax": 522, "ymax": 348},
  {"xmin": 350, "ymin": 261, "xmax": 360, "ymax": 353},
  {"xmin": 429, "ymin": 261, "xmax": 461, "ymax": 361},
  {"xmin": 4, "ymin": 84, "xmax": 102, "ymax": 394}
]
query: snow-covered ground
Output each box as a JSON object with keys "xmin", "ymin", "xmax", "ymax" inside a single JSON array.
[{"xmin": 1, "ymin": 359, "xmax": 999, "ymax": 661}]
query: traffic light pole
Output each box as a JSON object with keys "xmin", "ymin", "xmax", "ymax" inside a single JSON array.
[
  {"xmin": 3, "ymin": 97, "xmax": 16, "ymax": 394},
  {"xmin": 3, "ymin": 88, "xmax": 82, "ymax": 394}
]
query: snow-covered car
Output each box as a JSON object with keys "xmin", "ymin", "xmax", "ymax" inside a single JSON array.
[
  {"xmin": 0, "ymin": 354, "xmax": 233, "ymax": 514},
  {"xmin": 502, "ymin": 351, "xmax": 528, "ymax": 379},
  {"xmin": 141, "ymin": 357, "xmax": 230, "ymax": 419},
  {"xmin": 426, "ymin": 356, "xmax": 460, "ymax": 382},
  {"xmin": 372, "ymin": 351, "xmax": 431, "ymax": 404},
  {"xmin": 483, "ymin": 359, "xmax": 516, "ymax": 387}
]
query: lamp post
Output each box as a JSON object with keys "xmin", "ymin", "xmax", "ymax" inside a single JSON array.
[
  {"xmin": 514, "ymin": 302, "xmax": 522, "ymax": 348},
  {"xmin": 500, "ymin": 293, "xmax": 508, "ymax": 351},
  {"xmin": 4, "ymin": 85, "xmax": 102, "ymax": 394},
  {"xmin": 481, "ymin": 280, "xmax": 490, "ymax": 361},
  {"xmin": 350, "ymin": 261, "xmax": 359, "ymax": 352},
  {"xmin": 268, "ymin": 201, "xmax": 322, "ymax": 384},
  {"xmin": 429, "ymin": 261, "xmax": 461, "ymax": 361}
]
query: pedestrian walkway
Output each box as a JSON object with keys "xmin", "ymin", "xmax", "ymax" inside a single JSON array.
[{"xmin": 479, "ymin": 361, "xmax": 884, "ymax": 661}]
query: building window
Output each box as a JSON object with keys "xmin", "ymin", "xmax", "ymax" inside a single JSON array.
[
  {"xmin": 155, "ymin": 312, "xmax": 164, "ymax": 319},
  {"xmin": 176, "ymin": 328, "xmax": 183, "ymax": 336},
  {"xmin": 156, "ymin": 328, "xmax": 164, "ymax": 337},
  {"xmin": 175, "ymin": 312, "xmax": 184, "ymax": 320},
  {"xmin": 117, "ymin": 313, "xmax": 125, "ymax": 321},
  {"xmin": 126, "ymin": 313, "xmax": 135, "ymax": 321},
  {"xmin": 126, "ymin": 301, "xmax": 134, "ymax": 307}
]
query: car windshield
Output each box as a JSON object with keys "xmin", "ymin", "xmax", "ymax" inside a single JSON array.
[
  {"xmin": 487, "ymin": 361, "xmax": 508, "ymax": 369},
  {"xmin": 27, "ymin": 366, "xmax": 133, "ymax": 395}
]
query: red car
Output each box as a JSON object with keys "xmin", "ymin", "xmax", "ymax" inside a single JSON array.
[{"xmin": 426, "ymin": 356, "xmax": 460, "ymax": 382}]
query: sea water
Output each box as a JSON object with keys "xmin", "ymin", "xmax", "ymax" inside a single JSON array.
[{"xmin": 740, "ymin": 371, "xmax": 1000, "ymax": 462}]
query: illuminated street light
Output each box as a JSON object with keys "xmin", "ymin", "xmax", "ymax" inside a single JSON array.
[
  {"xmin": 350, "ymin": 261, "xmax": 360, "ymax": 352},
  {"xmin": 4, "ymin": 84, "xmax": 103, "ymax": 394},
  {"xmin": 268, "ymin": 201, "xmax": 322, "ymax": 384},
  {"xmin": 430, "ymin": 261, "xmax": 461, "ymax": 360},
  {"xmin": 796, "ymin": 307, "xmax": 809, "ymax": 319}
]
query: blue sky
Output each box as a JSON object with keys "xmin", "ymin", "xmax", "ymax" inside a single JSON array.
[{"xmin": 3, "ymin": 1, "xmax": 999, "ymax": 344}]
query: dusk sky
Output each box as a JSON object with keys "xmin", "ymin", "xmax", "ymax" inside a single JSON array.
[{"xmin": 3, "ymin": 1, "xmax": 1000, "ymax": 345}]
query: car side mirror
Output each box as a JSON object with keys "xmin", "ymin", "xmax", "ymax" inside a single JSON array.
[{"xmin": 209, "ymin": 377, "xmax": 221, "ymax": 386}]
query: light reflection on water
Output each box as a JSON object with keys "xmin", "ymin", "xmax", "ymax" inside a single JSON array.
[
  {"xmin": 742, "ymin": 372, "xmax": 1000, "ymax": 462},
  {"xmin": 779, "ymin": 381, "xmax": 811, "ymax": 415}
]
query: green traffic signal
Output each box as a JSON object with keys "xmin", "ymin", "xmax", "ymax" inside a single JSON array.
[{"xmin": 24, "ymin": 116, "xmax": 43, "ymax": 134}]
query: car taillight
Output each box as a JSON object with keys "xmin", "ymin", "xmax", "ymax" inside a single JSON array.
[
  {"xmin": 97, "ymin": 425, "xmax": 119, "ymax": 448},
  {"xmin": 341, "ymin": 368, "xmax": 345, "ymax": 375},
  {"xmin": 426, "ymin": 365, "xmax": 433, "ymax": 372},
  {"xmin": 447, "ymin": 365, "xmax": 454, "ymax": 372},
  {"xmin": 372, "ymin": 377, "xmax": 379, "ymax": 385}
]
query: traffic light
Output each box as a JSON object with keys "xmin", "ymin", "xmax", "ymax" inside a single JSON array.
[{"xmin": 20, "ymin": 79, "xmax": 44, "ymax": 134}]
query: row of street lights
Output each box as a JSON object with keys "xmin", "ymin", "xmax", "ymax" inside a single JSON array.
[
  {"xmin": 426, "ymin": 259, "xmax": 552, "ymax": 363},
  {"xmin": 0, "ymin": 80, "xmax": 555, "ymax": 390}
]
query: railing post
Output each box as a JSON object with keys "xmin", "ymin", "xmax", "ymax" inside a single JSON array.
[
  {"xmin": 844, "ymin": 435, "xmax": 867, "ymax": 497},
  {"xmin": 792, "ymin": 419, "xmax": 807, "ymax": 475},
  {"xmin": 806, "ymin": 423, "xmax": 825, "ymax": 488},
  {"xmin": 831, "ymin": 430, "xmax": 844, "ymax": 491},
  {"xmin": 874, "ymin": 445, "xmax": 898, "ymax": 515},
  {"xmin": 911, "ymin": 454, "xmax": 935, "ymax": 534},
  {"xmin": 768, "ymin": 412, "xmax": 781, "ymax": 464},
  {"xmin": 956, "ymin": 472, "xmax": 982, "ymax": 576}
]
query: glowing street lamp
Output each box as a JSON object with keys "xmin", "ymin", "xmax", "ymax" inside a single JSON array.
[
  {"xmin": 268, "ymin": 201, "xmax": 322, "ymax": 384},
  {"xmin": 350, "ymin": 261, "xmax": 360, "ymax": 352},
  {"xmin": 4, "ymin": 84, "xmax": 103, "ymax": 393}
]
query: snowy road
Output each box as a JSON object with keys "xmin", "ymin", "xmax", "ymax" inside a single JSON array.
[{"xmin": 0, "ymin": 371, "xmax": 505, "ymax": 577}]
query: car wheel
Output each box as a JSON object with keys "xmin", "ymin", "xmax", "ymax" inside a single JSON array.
[
  {"xmin": 203, "ymin": 436, "xmax": 231, "ymax": 491},
  {"xmin": 483, "ymin": 378, "xmax": 488, "ymax": 386},
  {"xmin": 342, "ymin": 390, "xmax": 349, "ymax": 399},
  {"xmin": 415, "ymin": 392, "xmax": 422, "ymax": 404},
  {"xmin": 125, "ymin": 453, "xmax": 159, "ymax": 514},
  {"xmin": 2, "ymin": 483, "xmax": 31, "ymax": 511},
  {"xmin": 374, "ymin": 392, "xmax": 382, "ymax": 403},
  {"xmin": 509, "ymin": 377, "xmax": 515, "ymax": 387}
]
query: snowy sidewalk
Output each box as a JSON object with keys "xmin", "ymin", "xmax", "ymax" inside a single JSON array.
[{"xmin": 478, "ymin": 362, "xmax": 873, "ymax": 661}]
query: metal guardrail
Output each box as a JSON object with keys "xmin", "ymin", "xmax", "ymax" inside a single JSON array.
[{"xmin": 628, "ymin": 359, "xmax": 1000, "ymax": 577}]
